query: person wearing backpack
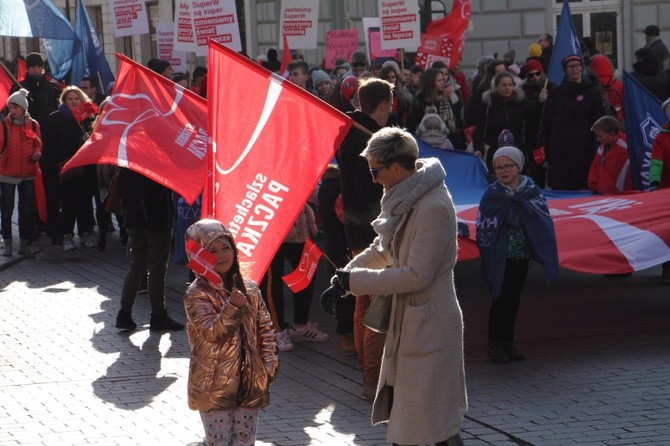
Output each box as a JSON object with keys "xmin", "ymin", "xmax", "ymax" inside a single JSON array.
[{"xmin": 0, "ymin": 89, "xmax": 42, "ymax": 257}]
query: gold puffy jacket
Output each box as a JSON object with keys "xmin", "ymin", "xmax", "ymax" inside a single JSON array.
[{"xmin": 184, "ymin": 278, "xmax": 278, "ymax": 412}]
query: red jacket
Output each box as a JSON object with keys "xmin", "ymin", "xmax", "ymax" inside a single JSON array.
[
  {"xmin": 0, "ymin": 116, "xmax": 42, "ymax": 179},
  {"xmin": 588, "ymin": 137, "xmax": 632, "ymax": 194},
  {"xmin": 650, "ymin": 124, "xmax": 670, "ymax": 188}
]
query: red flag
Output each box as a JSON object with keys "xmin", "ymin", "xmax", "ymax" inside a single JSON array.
[
  {"xmin": 282, "ymin": 239, "xmax": 323, "ymax": 293},
  {"xmin": 416, "ymin": 0, "xmax": 470, "ymax": 69},
  {"xmin": 62, "ymin": 54, "xmax": 207, "ymax": 204},
  {"xmin": 279, "ymin": 34, "xmax": 292, "ymax": 77},
  {"xmin": 205, "ymin": 40, "xmax": 352, "ymax": 283},
  {"xmin": 71, "ymin": 102, "xmax": 99, "ymax": 122},
  {"xmin": 185, "ymin": 239, "xmax": 222, "ymax": 284},
  {"xmin": 16, "ymin": 58, "xmax": 26, "ymax": 82},
  {"xmin": 34, "ymin": 164, "xmax": 47, "ymax": 224},
  {"xmin": 0, "ymin": 63, "xmax": 14, "ymax": 107}
]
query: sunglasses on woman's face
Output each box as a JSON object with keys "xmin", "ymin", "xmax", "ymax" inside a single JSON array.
[{"xmin": 528, "ymin": 71, "xmax": 542, "ymax": 78}]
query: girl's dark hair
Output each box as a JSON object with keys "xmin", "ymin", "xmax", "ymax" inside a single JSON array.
[
  {"xmin": 415, "ymin": 67, "xmax": 443, "ymax": 103},
  {"xmin": 221, "ymin": 237, "xmax": 247, "ymax": 294}
]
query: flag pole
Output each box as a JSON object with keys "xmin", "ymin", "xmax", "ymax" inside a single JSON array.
[{"xmin": 0, "ymin": 59, "xmax": 22, "ymax": 89}]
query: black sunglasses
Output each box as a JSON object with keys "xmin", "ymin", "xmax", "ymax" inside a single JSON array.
[
  {"xmin": 528, "ymin": 71, "xmax": 542, "ymax": 78},
  {"xmin": 369, "ymin": 164, "xmax": 390, "ymax": 178}
]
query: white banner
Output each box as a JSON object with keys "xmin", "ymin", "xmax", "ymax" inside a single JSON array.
[
  {"xmin": 173, "ymin": 0, "xmax": 196, "ymax": 53},
  {"xmin": 156, "ymin": 22, "xmax": 187, "ymax": 73},
  {"xmin": 173, "ymin": 0, "xmax": 242, "ymax": 56},
  {"xmin": 279, "ymin": 0, "xmax": 319, "ymax": 50},
  {"xmin": 377, "ymin": 0, "xmax": 420, "ymax": 50},
  {"xmin": 110, "ymin": 0, "xmax": 149, "ymax": 37}
]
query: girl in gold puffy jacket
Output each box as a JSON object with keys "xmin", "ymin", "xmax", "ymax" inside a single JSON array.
[{"xmin": 184, "ymin": 219, "xmax": 278, "ymax": 445}]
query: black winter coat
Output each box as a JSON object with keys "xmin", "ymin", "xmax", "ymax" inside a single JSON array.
[
  {"xmin": 18, "ymin": 76, "xmax": 61, "ymax": 130},
  {"xmin": 335, "ymin": 111, "xmax": 383, "ymax": 251},
  {"xmin": 538, "ymin": 75, "xmax": 606, "ymax": 190},
  {"xmin": 632, "ymin": 59, "xmax": 670, "ymax": 101},
  {"xmin": 118, "ymin": 168, "xmax": 174, "ymax": 232},
  {"xmin": 473, "ymin": 87, "xmax": 528, "ymax": 167}
]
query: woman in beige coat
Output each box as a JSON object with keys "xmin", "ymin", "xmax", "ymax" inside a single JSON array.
[
  {"xmin": 183, "ymin": 219, "xmax": 278, "ymax": 446},
  {"xmin": 333, "ymin": 127, "xmax": 467, "ymax": 445}
]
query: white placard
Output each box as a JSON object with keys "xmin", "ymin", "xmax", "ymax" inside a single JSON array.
[
  {"xmin": 173, "ymin": 0, "xmax": 196, "ymax": 53},
  {"xmin": 192, "ymin": 0, "xmax": 242, "ymax": 55},
  {"xmin": 279, "ymin": 0, "xmax": 319, "ymax": 50},
  {"xmin": 110, "ymin": 0, "xmax": 150, "ymax": 37},
  {"xmin": 377, "ymin": 0, "xmax": 420, "ymax": 50},
  {"xmin": 156, "ymin": 22, "xmax": 187, "ymax": 73}
]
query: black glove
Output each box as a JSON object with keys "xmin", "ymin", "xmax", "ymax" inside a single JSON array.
[
  {"xmin": 320, "ymin": 279, "xmax": 345, "ymax": 316},
  {"xmin": 335, "ymin": 269, "xmax": 351, "ymax": 291}
]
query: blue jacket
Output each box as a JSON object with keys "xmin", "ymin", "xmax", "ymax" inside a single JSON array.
[{"xmin": 476, "ymin": 177, "xmax": 559, "ymax": 299}]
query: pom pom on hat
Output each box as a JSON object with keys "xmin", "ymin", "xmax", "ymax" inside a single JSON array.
[
  {"xmin": 493, "ymin": 145, "xmax": 525, "ymax": 171},
  {"xmin": 529, "ymin": 43, "xmax": 542, "ymax": 58},
  {"xmin": 497, "ymin": 129, "xmax": 516, "ymax": 148},
  {"xmin": 7, "ymin": 88, "xmax": 29, "ymax": 111}
]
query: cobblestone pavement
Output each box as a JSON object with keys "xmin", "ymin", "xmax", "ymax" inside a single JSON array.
[{"xmin": 1, "ymin": 229, "xmax": 669, "ymax": 445}]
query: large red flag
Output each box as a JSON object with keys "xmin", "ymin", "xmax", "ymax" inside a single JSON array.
[
  {"xmin": 16, "ymin": 58, "xmax": 26, "ymax": 82},
  {"xmin": 282, "ymin": 239, "xmax": 323, "ymax": 293},
  {"xmin": 206, "ymin": 40, "xmax": 352, "ymax": 283},
  {"xmin": 62, "ymin": 54, "xmax": 207, "ymax": 204},
  {"xmin": 416, "ymin": 0, "xmax": 470, "ymax": 69}
]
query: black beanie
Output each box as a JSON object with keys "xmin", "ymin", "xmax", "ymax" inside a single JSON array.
[
  {"xmin": 26, "ymin": 52, "xmax": 44, "ymax": 68},
  {"xmin": 147, "ymin": 58, "xmax": 171, "ymax": 75}
]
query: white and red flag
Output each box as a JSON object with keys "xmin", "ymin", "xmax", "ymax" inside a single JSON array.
[
  {"xmin": 62, "ymin": 54, "xmax": 207, "ymax": 204},
  {"xmin": 185, "ymin": 239, "xmax": 222, "ymax": 284},
  {"xmin": 205, "ymin": 40, "xmax": 352, "ymax": 283},
  {"xmin": 282, "ymin": 239, "xmax": 323, "ymax": 293},
  {"xmin": 415, "ymin": 0, "xmax": 470, "ymax": 69}
]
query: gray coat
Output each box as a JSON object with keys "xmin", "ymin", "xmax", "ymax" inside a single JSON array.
[{"xmin": 346, "ymin": 162, "xmax": 467, "ymax": 445}]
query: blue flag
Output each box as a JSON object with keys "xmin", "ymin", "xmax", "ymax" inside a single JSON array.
[
  {"xmin": 416, "ymin": 139, "xmax": 489, "ymax": 206},
  {"xmin": 547, "ymin": 0, "xmax": 582, "ymax": 84},
  {"xmin": 71, "ymin": 0, "xmax": 115, "ymax": 95},
  {"xmin": 0, "ymin": 0, "xmax": 81, "ymax": 80},
  {"xmin": 622, "ymin": 70, "xmax": 665, "ymax": 190}
]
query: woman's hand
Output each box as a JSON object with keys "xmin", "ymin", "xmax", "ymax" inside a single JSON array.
[
  {"xmin": 474, "ymin": 150, "xmax": 483, "ymax": 158},
  {"xmin": 229, "ymin": 287, "xmax": 248, "ymax": 308},
  {"xmin": 32, "ymin": 152, "xmax": 41, "ymax": 161}
]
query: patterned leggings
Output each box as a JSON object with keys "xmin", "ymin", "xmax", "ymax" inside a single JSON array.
[{"xmin": 199, "ymin": 407, "xmax": 259, "ymax": 446}]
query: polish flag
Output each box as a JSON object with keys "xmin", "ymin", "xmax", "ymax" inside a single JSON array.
[
  {"xmin": 282, "ymin": 239, "xmax": 323, "ymax": 293},
  {"xmin": 61, "ymin": 54, "xmax": 207, "ymax": 205},
  {"xmin": 205, "ymin": 40, "xmax": 352, "ymax": 283},
  {"xmin": 185, "ymin": 239, "xmax": 222, "ymax": 284}
]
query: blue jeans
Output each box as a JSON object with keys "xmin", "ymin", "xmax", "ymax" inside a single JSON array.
[
  {"xmin": 120, "ymin": 228, "xmax": 172, "ymax": 314},
  {"xmin": 1, "ymin": 180, "xmax": 35, "ymax": 240}
]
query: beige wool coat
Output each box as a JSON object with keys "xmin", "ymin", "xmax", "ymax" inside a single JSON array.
[{"xmin": 346, "ymin": 159, "xmax": 467, "ymax": 445}]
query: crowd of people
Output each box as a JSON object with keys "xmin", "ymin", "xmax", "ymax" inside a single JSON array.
[{"xmin": 1, "ymin": 23, "xmax": 670, "ymax": 444}]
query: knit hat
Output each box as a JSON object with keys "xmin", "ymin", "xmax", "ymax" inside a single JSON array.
[
  {"xmin": 340, "ymin": 75, "xmax": 358, "ymax": 101},
  {"xmin": 25, "ymin": 52, "xmax": 44, "ymax": 68},
  {"xmin": 311, "ymin": 69, "xmax": 331, "ymax": 87},
  {"xmin": 561, "ymin": 54, "xmax": 582, "ymax": 71},
  {"xmin": 497, "ymin": 129, "xmax": 516, "ymax": 148},
  {"xmin": 147, "ymin": 58, "xmax": 171, "ymax": 75},
  {"xmin": 525, "ymin": 59, "xmax": 544, "ymax": 74},
  {"xmin": 7, "ymin": 88, "xmax": 29, "ymax": 111},
  {"xmin": 529, "ymin": 43, "xmax": 542, "ymax": 58},
  {"xmin": 493, "ymin": 146, "xmax": 525, "ymax": 170},
  {"xmin": 644, "ymin": 25, "xmax": 660, "ymax": 37}
]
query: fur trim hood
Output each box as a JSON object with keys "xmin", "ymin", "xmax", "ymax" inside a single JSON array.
[{"xmin": 482, "ymin": 86, "xmax": 525, "ymax": 106}]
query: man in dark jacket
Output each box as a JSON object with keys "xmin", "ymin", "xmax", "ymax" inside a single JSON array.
[
  {"xmin": 115, "ymin": 58, "xmax": 183, "ymax": 332},
  {"xmin": 16, "ymin": 53, "xmax": 61, "ymax": 130},
  {"xmin": 335, "ymin": 77, "xmax": 393, "ymax": 402},
  {"xmin": 632, "ymin": 47, "xmax": 670, "ymax": 101},
  {"xmin": 643, "ymin": 25, "xmax": 670, "ymax": 70},
  {"xmin": 539, "ymin": 54, "xmax": 606, "ymax": 190}
]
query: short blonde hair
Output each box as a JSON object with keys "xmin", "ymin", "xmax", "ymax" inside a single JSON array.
[{"xmin": 361, "ymin": 127, "xmax": 418, "ymax": 169}]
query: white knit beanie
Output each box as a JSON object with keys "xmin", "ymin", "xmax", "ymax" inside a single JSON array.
[
  {"xmin": 493, "ymin": 146, "xmax": 525, "ymax": 170},
  {"xmin": 7, "ymin": 88, "xmax": 29, "ymax": 111}
]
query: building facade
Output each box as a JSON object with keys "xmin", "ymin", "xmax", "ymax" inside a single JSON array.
[{"xmin": 1, "ymin": 0, "xmax": 668, "ymax": 78}]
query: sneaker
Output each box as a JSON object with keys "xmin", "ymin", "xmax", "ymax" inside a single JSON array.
[
  {"xmin": 289, "ymin": 322, "xmax": 330, "ymax": 343},
  {"xmin": 63, "ymin": 235, "xmax": 76, "ymax": 251},
  {"xmin": 81, "ymin": 232, "xmax": 96, "ymax": 248},
  {"xmin": 276, "ymin": 329, "xmax": 294, "ymax": 352}
]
